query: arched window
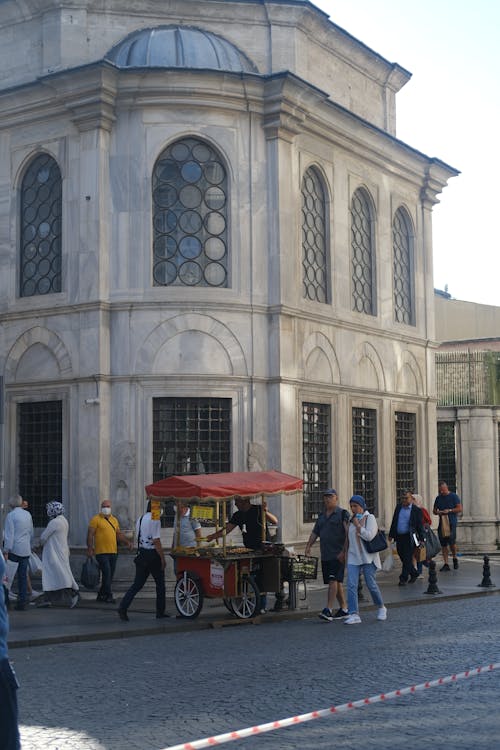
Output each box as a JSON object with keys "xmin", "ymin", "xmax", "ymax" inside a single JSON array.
[
  {"xmin": 152, "ymin": 138, "xmax": 228, "ymax": 288},
  {"xmin": 20, "ymin": 154, "xmax": 62, "ymax": 297},
  {"xmin": 393, "ymin": 207, "xmax": 415, "ymax": 325},
  {"xmin": 351, "ymin": 188, "xmax": 376, "ymax": 315},
  {"xmin": 301, "ymin": 167, "xmax": 328, "ymax": 303}
]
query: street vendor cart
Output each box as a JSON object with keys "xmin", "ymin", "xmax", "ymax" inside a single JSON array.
[{"xmin": 145, "ymin": 470, "xmax": 316, "ymax": 620}]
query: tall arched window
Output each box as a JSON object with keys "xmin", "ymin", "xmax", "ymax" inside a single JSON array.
[
  {"xmin": 152, "ymin": 138, "xmax": 228, "ymax": 288},
  {"xmin": 20, "ymin": 154, "xmax": 62, "ymax": 297},
  {"xmin": 301, "ymin": 167, "xmax": 328, "ymax": 303},
  {"xmin": 351, "ymin": 188, "xmax": 375, "ymax": 315},
  {"xmin": 392, "ymin": 207, "xmax": 415, "ymax": 325}
]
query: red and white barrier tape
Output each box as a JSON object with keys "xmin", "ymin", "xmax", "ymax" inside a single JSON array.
[{"xmin": 162, "ymin": 663, "xmax": 499, "ymax": 750}]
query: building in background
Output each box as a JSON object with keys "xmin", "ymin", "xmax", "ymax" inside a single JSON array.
[
  {"xmin": 435, "ymin": 292, "xmax": 500, "ymax": 551},
  {"xmin": 0, "ymin": 0, "xmax": 456, "ymax": 547}
]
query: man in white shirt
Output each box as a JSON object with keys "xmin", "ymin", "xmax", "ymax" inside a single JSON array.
[{"xmin": 3, "ymin": 495, "xmax": 33, "ymax": 611}]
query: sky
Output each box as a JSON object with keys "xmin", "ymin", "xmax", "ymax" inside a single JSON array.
[{"xmin": 314, "ymin": 0, "xmax": 500, "ymax": 307}]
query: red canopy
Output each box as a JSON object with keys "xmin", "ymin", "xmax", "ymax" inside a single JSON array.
[{"xmin": 145, "ymin": 470, "xmax": 303, "ymax": 502}]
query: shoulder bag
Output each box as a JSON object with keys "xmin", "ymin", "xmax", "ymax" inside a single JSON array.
[{"xmin": 361, "ymin": 516, "xmax": 388, "ymax": 554}]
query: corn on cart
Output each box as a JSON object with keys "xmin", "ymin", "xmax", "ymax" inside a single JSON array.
[{"xmin": 145, "ymin": 470, "xmax": 311, "ymax": 619}]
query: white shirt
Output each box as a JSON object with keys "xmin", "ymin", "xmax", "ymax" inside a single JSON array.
[
  {"xmin": 347, "ymin": 512, "xmax": 382, "ymax": 569},
  {"xmin": 3, "ymin": 507, "xmax": 33, "ymax": 557},
  {"xmin": 173, "ymin": 507, "xmax": 201, "ymax": 547},
  {"xmin": 136, "ymin": 512, "xmax": 161, "ymax": 550}
]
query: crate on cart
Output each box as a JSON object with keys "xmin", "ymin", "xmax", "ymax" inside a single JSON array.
[{"xmin": 288, "ymin": 555, "xmax": 318, "ymax": 581}]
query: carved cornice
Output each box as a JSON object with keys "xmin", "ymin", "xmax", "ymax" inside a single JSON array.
[{"xmin": 262, "ymin": 73, "xmax": 328, "ymax": 141}]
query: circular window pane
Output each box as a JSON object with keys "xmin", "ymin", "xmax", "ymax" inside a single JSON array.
[
  {"xmin": 51, "ymin": 199, "xmax": 62, "ymax": 218},
  {"xmin": 205, "ymin": 237, "xmax": 226, "ymax": 261},
  {"xmin": 37, "ymin": 277, "xmax": 52, "ymax": 295},
  {"xmin": 24, "ymin": 243, "xmax": 37, "ymax": 261},
  {"xmin": 179, "ymin": 261, "xmax": 203, "ymax": 285},
  {"xmin": 154, "ymin": 210, "xmax": 177, "ymax": 233},
  {"xmin": 38, "ymin": 258, "xmax": 51, "ymax": 276},
  {"xmin": 23, "ymin": 188, "xmax": 37, "ymax": 206},
  {"xmin": 179, "ymin": 185, "xmax": 202, "ymax": 209},
  {"xmin": 179, "ymin": 210, "xmax": 202, "ymax": 234},
  {"xmin": 23, "ymin": 225, "xmax": 36, "ymax": 242},
  {"xmin": 205, "ymin": 211, "xmax": 225, "ymax": 236},
  {"xmin": 192, "ymin": 144, "xmax": 211, "ymax": 162},
  {"xmin": 51, "ymin": 255, "xmax": 62, "ymax": 273},
  {"xmin": 154, "ymin": 260, "xmax": 177, "ymax": 285},
  {"xmin": 179, "ymin": 236, "xmax": 202, "ymax": 260},
  {"xmin": 37, "ymin": 203, "xmax": 51, "ymax": 222},
  {"xmin": 204, "ymin": 262, "xmax": 227, "ymax": 286},
  {"xmin": 24, "ymin": 206, "xmax": 37, "ymax": 224},
  {"xmin": 38, "ymin": 240, "xmax": 51, "ymax": 258},
  {"xmin": 38, "ymin": 222, "xmax": 51, "ymax": 239},
  {"xmin": 181, "ymin": 161, "xmax": 202, "ymax": 183},
  {"xmin": 51, "ymin": 217, "xmax": 62, "ymax": 237},
  {"xmin": 23, "ymin": 261, "xmax": 37, "ymax": 279},
  {"xmin": 156, "ymin": 160, "xmax": 180, "ymax": 183},
  {"xmin": 204, "ymin": 186, "xmax": 226, "ymax": 210},
  {"xmin": 171, "ymin": 143, "xmax": 190, "ymax": 162},
  {"xmin": 37, "ymin": 166, "xmax": 51, "ymax": 184},
  {"xmin": 153, "ymin": 185, "xmax": 178, "ymax": 209},
  {"xmin": 154, "ymin": 235, "xmax": 177, "ymax": 259},
  {"xmin": 204, "ymin": 162, "xmax": 225, "ymax": 185},
  {"xmin": 38, "ymin": 184, "xmax": 51, "ymax": 203},
  {"xmin": 22, "ymin": 279, "xmax": 36, "ymax": 296}
]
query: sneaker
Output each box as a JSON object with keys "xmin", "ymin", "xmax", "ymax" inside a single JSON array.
[
  {"xmin": 453, "ymin": 557, "xmax": 459, "ymax": 570},
  {"xmin": 318, "ymin": 608, "xmax": 333, "ymax": 622},
  {"xmin": 440, "ymin": 563, "xmax": 451, "ymax": 572},
  {"xmin": 377, "ymin": 606, "xmax": 387, "ymax": 621},
  {"xmin": 259, "ymin": 608, "xmax": 267, "ymax": 615},
  {"xmin": 332, "ymin": 608, "xmax": 349, "ymax": 619},
  {"xmin": 344, "ymin": 613, "xmax": 362, "ymax": 625}
]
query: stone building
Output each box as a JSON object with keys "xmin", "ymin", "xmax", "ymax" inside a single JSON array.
[
  {"xmin": 435, "ymin": 293, "xmax": 500, "ymax": 550},
  {"xmin": 0, "ymin": 0, "xmax": 457, "ymax": 547}
]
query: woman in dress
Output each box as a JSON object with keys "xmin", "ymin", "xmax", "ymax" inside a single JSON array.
[
  {"xmin": 345, "ymin": 495, "xmax": 387, "ymax": 624},
  {"xmin": 39, "ymin": 501, "xmax": 79, "ymax": 608}
]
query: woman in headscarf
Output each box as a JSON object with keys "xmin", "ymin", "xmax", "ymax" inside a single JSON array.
[
  {"xmin": 344, "ymin": 495, "xmax": 387, "ymax": 625},
  {"xmin": 39, "ymin": 502, "xmax": 79, "ymax": 608}
]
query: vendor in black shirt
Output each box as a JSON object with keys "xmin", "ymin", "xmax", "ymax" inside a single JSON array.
[{"xmin": 206, "ymin": 496, "xmax": 278, "ymax": 549}]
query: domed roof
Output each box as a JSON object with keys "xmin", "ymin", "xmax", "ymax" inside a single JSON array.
[{"xmin": 106, "ymin": 26, "xmax": 258, "ymax": 74}]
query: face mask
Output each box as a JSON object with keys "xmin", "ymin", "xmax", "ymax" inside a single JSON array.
[
  {"xmin": 355, "ymin": 513, "xmax": 364, "ymax": 520},
  {"xmin": 101, "ymin": 507, "xmax": 111, "ymax": 515}
]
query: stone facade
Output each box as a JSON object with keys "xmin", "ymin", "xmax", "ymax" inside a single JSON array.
[{"xmin": 0, "ymin": 0, "xmax": 457, "ymax": 547}]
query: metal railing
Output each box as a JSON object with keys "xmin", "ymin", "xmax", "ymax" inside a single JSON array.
[{"xmin": 436, "ymin": 350, "xmax": 500, "ymax": 406}]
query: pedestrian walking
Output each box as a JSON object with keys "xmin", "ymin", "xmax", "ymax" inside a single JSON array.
[
  {"xmin": 39, "ymin": 501, "xmax": 79, "ymax": 608},
  {"xmin": 433, "ymin": 480, "xmax": 462, "ymax": 571},
  {"xmin": 118, "ymin": 501, "xmax": 168, "ymax": 621},
  {"xmin": 87, "ymin": 499, "xmax": 133, "ymax": 603},
  {"xmin": 388, "ymin": 489, "xmax": 425, "ymax": 585},
  {"xmin": 2, "ymin": 495, "xmax": 33, "ymax": 611},
  {"xmin": 304, "ymin": 489, "xmax": 349, "ymax": 621},
  {"xmin": 344, "ymin": 495, "xmax": 387, "ymax": 624},
  {"xmin": 412, "ymin": 494, "xmax": 432, "ymax": 576}
]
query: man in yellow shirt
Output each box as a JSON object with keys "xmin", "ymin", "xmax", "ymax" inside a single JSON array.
[{"xmin": 87, "ymin": 500, "xmax": 132, "ymax": 603}]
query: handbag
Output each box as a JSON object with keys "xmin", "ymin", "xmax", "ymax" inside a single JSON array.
[
  {"xmin": 80, "ymin": 556, "xmax": 100, "ymax": 589},
  {"xmin": 29, "ymin": 551, "xmax": 43, "ymax": 576},
  {"xmin": 362, "ymin": 529, "xmax": 388, "ymax": 554},
  {"xmin": 4, "ymin": 559, "xmax": 19, "ymax": 591},
  {"xmin": 424, "ymin": 526, "xmax": 441, "ymax": 558},
  {"xmin": 439, "ymin": 513, "xmax": 451, "ymax": 538}
]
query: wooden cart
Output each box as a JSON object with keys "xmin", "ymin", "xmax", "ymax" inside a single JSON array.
[{"xmin": 145, "ymin": 470, "xmax": 305, "ymax": 619}]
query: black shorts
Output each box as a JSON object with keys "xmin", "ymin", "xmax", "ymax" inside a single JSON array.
[
  {"xmin": 321, "ymin": 558, "xmax": 345, "ymax": 584},
  {"xmin": 438, "ymin": 527, "xmax": 457, "ymax": 546}
]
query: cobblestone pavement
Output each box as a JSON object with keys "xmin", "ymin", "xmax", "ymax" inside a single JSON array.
[{"xmin": 12, "ymin": 595, "xmax": 500, "ymax": 750}]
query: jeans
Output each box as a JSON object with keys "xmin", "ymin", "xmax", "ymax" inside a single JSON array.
[
  {"xmin": 8, "ymin": 553, "xmax": 29, "ymax": 606},
  {"xmin": 96, "ymin": 553, "xmax": 117, "ymax": 598},
  {"xmin": 0, "ymin": 658, "xmax": 20, "ymax": 750},
  {"xmin": 347, "ymin": 563, "xmax": 383, "ymax": 614},
  {"xmin": 119, "ymin": 550, "xmax": 165, "ymax": 616}
]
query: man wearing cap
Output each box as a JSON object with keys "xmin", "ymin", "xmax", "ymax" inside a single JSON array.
[
  {"xmin": 304, "ymin": 489, "xmax": 349, "ymax": 621},
  {"xmin": 388, "ymin": 489, "xmax": 425, "ymax": 585}
]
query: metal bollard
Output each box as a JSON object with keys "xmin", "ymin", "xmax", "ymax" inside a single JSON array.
[
  {"xmin": 424, "ymin": 559, "xmax": 441, "ymax": 595},
  {"xmin": 478, "ymin": 555, "xmax": 495, "ymax": 588}
]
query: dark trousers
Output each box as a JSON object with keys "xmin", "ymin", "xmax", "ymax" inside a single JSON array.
[
  {"xmin": 0, "ymin": 658, "xmax": 20, "ymax": 750},
  {"xmin": 95, "ymin": 553, "xmax": 117, "ymax": 598},
  {"xmin": 119, "ymin": 550, "xmax": 165, "ymax": 616},
  {"xmin": 395, "ymin": 533, "xmax": 418, "ymax": 582},
  {"xmin": 8, "ymin": 553, "xmax": 29, "ymax": 606}
]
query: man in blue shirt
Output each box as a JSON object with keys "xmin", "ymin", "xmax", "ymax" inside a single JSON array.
[
  {"xmin": 0, "ymin": 554, "xmax": 21, "ymax": 750},
  {"xmin": 389, "ymin": 490, "xmax": 424, "ymax": 586},
  {"xmin": 433, "ymin": 480, "xmax": 462, "ymax": 571}
]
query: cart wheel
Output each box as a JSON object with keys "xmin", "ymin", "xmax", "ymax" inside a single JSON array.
[
  {"xmin": 230, "ymin": 576, "xmax": 259, "ymax": 619},
  {"xmin": 223, "ymin": 597, "xmax": 234, "ymax": 614},
  {"xmin": 174, "ymin": 573, "xmax": 204, "ymax": 619}
]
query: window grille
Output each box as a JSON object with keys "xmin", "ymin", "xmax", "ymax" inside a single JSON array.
[
  {"xmin": 152, "ymin": 138, "xmax": 228, "ymax": 287},
  {"xmin": 351, "ymin": 189, "xmax": 375, "ymax": 315},
  {"xmin": 20, "ymin": 154, "xmax": 62, "ymax": 297},
  {"xmin": 392, "ymin": 207, "xmax": 414, "ymax": 325},
  {"xmin": 302, "ymin": 402, "xmax": 331, "ymax": 522},
  {"xmin": 395, "ymin": 411, "xmax": 417, "ymax": 499},
  {"xmin": 301, "ymin": 168, "xmax": 328, "ymax": 303},
  {"xmin": 437, "ymin": 422, "xmax": 457, "ymax": 492},
  {"xmin": 352, "ymin": 407, "xmax": 378, "ymax": 514},
  {"xmin": 18, "ymin": 401, "xmax": 62, "ymax": 527}
]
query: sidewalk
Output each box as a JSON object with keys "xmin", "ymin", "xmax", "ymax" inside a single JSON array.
[{"xmin": 7, "ymin": 556, "xmax": 499, "ymax": 649}]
